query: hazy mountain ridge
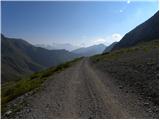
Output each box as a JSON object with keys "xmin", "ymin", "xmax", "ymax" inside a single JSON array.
[
  {"xmin": 36, "ymin": 42, "xmax": 80, "ymax": 51},
  {"xmin": 1, "ymin": 34, "xmax": 79, "ymax": 83},
  {"xmin": 72, "ymin": 44, "xmax": 106, "ymax": 57}
]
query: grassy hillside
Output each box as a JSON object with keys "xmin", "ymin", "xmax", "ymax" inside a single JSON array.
[
  {"xmin": 1, "ymin": 35, "xmax": 44, "ymax": 83},
  {"xmin": 91, "ymin": 40, "xmax": 159, "ymax": 105},
  {"xmin": 1, "ymin": 34, "xmax": 79, "ymax": 83}
]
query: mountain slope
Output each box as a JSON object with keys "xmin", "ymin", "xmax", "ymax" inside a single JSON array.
[
  {"xmin": 103, "ymin": 42, "xmax": 117, "ymax": 53},
  {"xmin": 72, "ymin": 44, "xmax": 106, "ymax": 57},
  {"xmin": 1, "ymin": 34, "xmax": 79, "ymax": 83},
  {"xmin": 112, "ymin": 11, "xmax": 159, "ymax": 50}
]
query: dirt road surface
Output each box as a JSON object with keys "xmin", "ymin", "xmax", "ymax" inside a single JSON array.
[{"xmin": 12, "ymin": 58, "xmax": 153, "ymax": 118}]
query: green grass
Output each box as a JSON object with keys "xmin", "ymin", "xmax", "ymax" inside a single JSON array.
[
  {"xmin": 1, "ymin": 57, "xmax": 83, "ymax": 110},
  {"xmin": 91, "ymin": 40, "xmax": 158, "ymax": 63}
]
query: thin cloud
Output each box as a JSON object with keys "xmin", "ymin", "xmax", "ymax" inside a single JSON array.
[
  {"xmin": 80, "ymin": 33, "xmax": 123, "ymax": 47},
  {"xmin": 127, "ymin": 0, "xmax": 131, "ymax": 4},
  {"xmin": 120, "ymin": 10, "xmax": 123, "ymax": 13},
  {"xmin": 93, "ymin": 38, "xmax": 106, "ymax": 44},
  {"xmin": 104, "ymin": 33, "xmax": 123, "ymax": 46},
  {"xmin": 112, "ymin": 33, "xmax": 123, "ymax": 41}
]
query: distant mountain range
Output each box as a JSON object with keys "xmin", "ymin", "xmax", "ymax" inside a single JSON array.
[
  {"xmin": 111, "ymin": 11, "xmax": 159, "ymax": 51},
  {"xmin": 36, "ymin": 43, "xmax": 80, "ymax": 51},
  {"xmin": 72, "ymin": 44, "xmax": 106, "ymax": 57},
  {"xmin": 103, "ymin": 42, "xmax": 117, "ymax": 53},
  {"xmin": 1, "ymin": 34, "xmax": 79, "ymax": 83},
  {"xmin": 3, "ymin": 11, "xmax": 158, "ymax": 83}
]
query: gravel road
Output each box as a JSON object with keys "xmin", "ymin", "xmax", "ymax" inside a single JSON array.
[{"xmin": 11, "ymin": 58, "xmax": 152, "ymax": 118}]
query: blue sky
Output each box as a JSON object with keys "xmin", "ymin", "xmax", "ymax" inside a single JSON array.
[{"xmin": 1, "ymin": 1, "xmax": 159, "ymax": 47}]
